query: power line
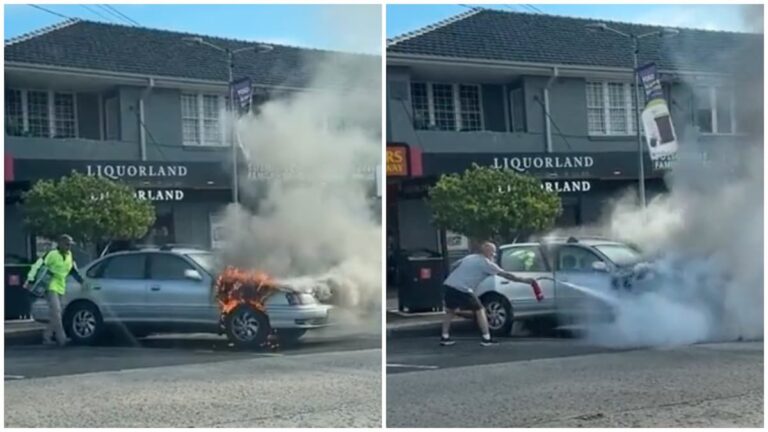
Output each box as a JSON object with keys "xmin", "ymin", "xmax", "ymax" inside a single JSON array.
[
  {"xmin": 525, "ymin": 4, "xmax": 545, "ymax": 14},
  {"xmin": 79, "ymin": 5, "xmax": 116, "ymax": 23},
  {"xmin": 28, "ymin": 4, "xmax": 71, "ymax": 20},
  {"xmin": 96, "ymin": 4, "xmax": 134, "ymax": 26},
  {"xmin": 103, "ymin": 4, "xmax": 140, "ymax": 26}
]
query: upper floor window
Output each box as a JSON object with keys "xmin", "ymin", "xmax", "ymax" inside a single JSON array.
[
  {"xmin": 586, "ymin": 81, "xmax": 646, "ymax": 136},
  {"xmin": 694, "ymin": 86, "xmax": 735, "ymax": 135},
  {"xmin": 410, "ymin": 82, "xmax": 483, "ymax": 132},
  {"xmin": 5, "ymin": 89, "xmax": 77, "ymax": 138},
  {"xmin": 181, "ymin": 93, "xmax": 225, "ymax": 146}
]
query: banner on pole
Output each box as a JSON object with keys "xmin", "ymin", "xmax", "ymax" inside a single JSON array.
[
  {"xmin": 637, "ymin": 63, "xmax": 678, "ymax": 161},
  {"xmin": 230, "ymin": 77, "xmax": 253, "ymax": 115}
]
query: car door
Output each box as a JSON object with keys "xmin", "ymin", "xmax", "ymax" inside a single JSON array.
[
  {"xmin": 553, "ymin": 245, "xmax": 611, "ymax": 318},
  {"xmin": 85, "ymin": 253, "xmax": 149, "ymax": 322},
  {"xmin": 146, "ymin": 252, "xmax": 216, "ymax": 323},
  {"xmin": 491, "ymin": 245, "xmax": 555, "ymax": 317}
]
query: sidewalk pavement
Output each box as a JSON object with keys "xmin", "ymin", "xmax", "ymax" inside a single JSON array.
[
  {"xmin": 386, "ymin": 290, "xmax": 448, "ymax": 339},
  {"xmin": 5, "ymin": 319, "xmax": 44, "ymax": 344}
]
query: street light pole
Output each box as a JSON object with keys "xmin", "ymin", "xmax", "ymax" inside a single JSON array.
[
  {"xmin": 227, "ymin": 49, "xmax": 239, "ymax": 204},
  {"xmin": 584, "ymin": 24, "xmax": 678, "ymax": 208},
  {"xmin": 631, "ymin": 36, "xmax": 646, "ymax": 207},
  {"xmin": 181, "ymin": 37, "xmax": 273, "ymax": 206}
]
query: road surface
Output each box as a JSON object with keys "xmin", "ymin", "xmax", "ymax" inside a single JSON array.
[
  {"xmin": 5, "ymin": 329, "xmax": 381, "ymax": 428},
  {"xmin": 387, "ymin": 333, "xmax": 763, "ymax": 428}
]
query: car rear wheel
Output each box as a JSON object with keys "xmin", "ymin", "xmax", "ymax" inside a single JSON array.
[
  {"xmin": 225, "ymin": 305, "xmax": 270, "ymax": 349},
  {"xmin": 63, "ymin": 302, "xmax": 104, "ymax": 345},
  {"xmin": 482, "ymin": 294, "xmax": 513, "ymax": 337}
]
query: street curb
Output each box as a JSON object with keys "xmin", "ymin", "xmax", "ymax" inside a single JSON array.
[{"xmin": 4, "ymin": 328, "xmax": 44, "ymax": 345}]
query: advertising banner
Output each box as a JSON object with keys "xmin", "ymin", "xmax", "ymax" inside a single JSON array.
[
  {"xmin": 230, "ymin": 77, "xmax": 253, "ymax": 114},
  {"xmin": 637, "ymin": 63, "xmax": 678, "ymax": 161}
]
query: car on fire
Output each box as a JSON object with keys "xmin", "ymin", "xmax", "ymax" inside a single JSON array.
[
  {"xmin": 472, "ymin": 237, "xmax": 647, "ymax": 336},
  {"xmin": 30, "ymin": 246, "xmax": 332, "ymax": 348}
]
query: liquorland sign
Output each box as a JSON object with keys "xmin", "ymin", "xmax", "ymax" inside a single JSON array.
[
  {"xmin": 386, "ymin": 145, "xmax": 409, "ymax": 177},
  {"xmin": 11, "ymin": 159, "xmax": 230, "ymax": 202}
]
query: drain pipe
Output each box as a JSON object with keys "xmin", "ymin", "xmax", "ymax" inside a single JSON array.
[
  {"xmin": 543, "ymin": 66, "xmax": 559, "ymax": 153},
  {"xmin": 139, "ymin": 77, "xmax": 155, "ymax": 161}
]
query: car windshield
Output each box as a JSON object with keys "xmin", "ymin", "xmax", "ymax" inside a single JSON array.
[
  {"xmin": 186, "ymin": 252, "xmax": 220, "ymax": 276},
  {"xmin": 594, "ymin": 244, "xmax": 642, "ymax": 266}
]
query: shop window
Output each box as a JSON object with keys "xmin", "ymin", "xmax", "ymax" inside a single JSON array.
[
  {"xmin": 410, "ymin": 82, "xmax": 483, "ymax": 132},
  {"xmin": 4, "ymin": 89, "xmax": 76, "ymax": 138},
  {"xmin": 509, "ymin": 88, "xmax": 526, "ymax": 132},
  {"xmin": 181, "ymin": 93, "xmax": 225, "ymax": 146}
]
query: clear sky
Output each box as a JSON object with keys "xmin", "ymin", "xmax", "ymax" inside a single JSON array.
[
  {"xmin": 387, "ymin": 4, "xmax": 763, "ymax": 38},
  {"xmin": 4, "ymin": 4, "xmax": 382, "ymax": 55}
]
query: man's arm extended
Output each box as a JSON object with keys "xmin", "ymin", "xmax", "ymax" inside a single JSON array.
[{"xmin": 498, "ymin": 271, "xmax": 535, "ymax": 285}]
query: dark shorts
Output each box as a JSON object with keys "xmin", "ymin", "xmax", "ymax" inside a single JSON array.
[{"xmin": 444, "ymin": 285, "xmax": 482, "ymax": 311}]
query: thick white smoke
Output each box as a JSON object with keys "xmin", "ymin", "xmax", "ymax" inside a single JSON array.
[
  {"xmin": 552, "ymin": 13, "xmax": 763, "ymax": 348},
  {"xmin": 213, "ymin": 7, "xmax": 382, "ymax": 331}
]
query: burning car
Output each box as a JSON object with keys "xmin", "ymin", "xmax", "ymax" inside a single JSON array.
[
  {"xmin": 470, "ymin": 236, "xmax": 649, "ymax": 335},
  {"xmin": 30, "ymin": 246, "xmax": 332, "ymax": 348}
]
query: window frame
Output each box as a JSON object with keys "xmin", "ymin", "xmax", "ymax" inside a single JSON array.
[
  {"xmin": 410, "ymin": 82, "xmax": 485, "ymax": 132},
  {"xmin": 147, "ymin": 252, "xmax": 196, "ymax": 281},
  {"xmin": 180, "ymin": 92, "xmax": 227, "ymax": 147},
  {"xmin": 586, "ymin": 81, "xmax": 645, "ymax": 137},
  {"xmin": 91, "ymin": 253, "xmax": 149, "ymax": 280},
  {"xmin": 555, "ymin": 245, "xmax": 604, "ymax": 273},
  {"xmin": 5, "ymin": 88, "xmax": 78, "ymax": 139},
  {"xmin": 695, "ymin": 85, "xmax": 737, "ymax": 136}
]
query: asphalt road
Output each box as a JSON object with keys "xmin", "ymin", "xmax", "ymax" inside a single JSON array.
[
  {"xmin": 387, "ymin": 334, "xmax": 763, "ymax": 428},
  {"xmin": 5, "ymin": 328, "xmax": 382, "ymax": 428}
]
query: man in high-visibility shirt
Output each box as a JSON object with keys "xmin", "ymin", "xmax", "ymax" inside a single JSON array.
[{"xmin": 25, "ymin": 234, "xmax": 84, "ymax": 346}]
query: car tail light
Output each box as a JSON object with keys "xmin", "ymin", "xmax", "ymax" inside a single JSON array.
[{"xmin": 285, "ymin": 292, "xmax": 303, "ymax": 305}]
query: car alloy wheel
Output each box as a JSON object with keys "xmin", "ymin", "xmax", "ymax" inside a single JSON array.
[
  {"xmin": 72, "ymin": 309, "xmax": 97, "ymax": 338},
  {"xmin": 485, "ymin": 300, "xmax": 507, "ymax": 330},
  {"xmin": 231, "ymin": 310, "xmax": 261, "ymax": 342}
]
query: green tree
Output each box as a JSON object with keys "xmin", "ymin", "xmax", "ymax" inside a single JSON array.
[
  {"xmin": 429, "ymin": 164, "xmax": 562, "ymax": 244},
  {"xmin": 23, "ymin": 171, "xmax": 156, "ymax": 246}
]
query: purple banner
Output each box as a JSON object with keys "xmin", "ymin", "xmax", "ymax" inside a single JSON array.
[
  {"xmin": 230, "ymin": 77, "xmax": 253, "ymax": 114},
  {"xmin": 637, "ymin": 63, "xmax": 664, "ymax": 102}
]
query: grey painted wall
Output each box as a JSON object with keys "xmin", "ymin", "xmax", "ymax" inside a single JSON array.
[{"xmin": 386, "ymin": 66, "xmax": 750, "ymax": 154}]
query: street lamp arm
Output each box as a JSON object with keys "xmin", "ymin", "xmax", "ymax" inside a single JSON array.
[
  {"xmin": 199, "ymin": 39, "xmax": 227, "ymax": 53},
  {"xmin": 604, "ymin": 26, "xmax": 632, "ymax": 39},
  {"xmin": 637, "ymin": 30, "xmax": 663, "ymax": 40}
]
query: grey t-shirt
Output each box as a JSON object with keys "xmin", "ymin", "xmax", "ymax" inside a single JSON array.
[{"xmin": 443, "ymin": 254, "xmax": 504, "ymax": 293}]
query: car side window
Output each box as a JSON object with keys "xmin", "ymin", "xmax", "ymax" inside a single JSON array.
[
  {"xmin": 86, "ymin": 259, "xmax": 109, "ymax": 278},
  {"xmin": 149, "ymin": 253, "xmax": 195, "ymax": 280},
  {"xmin": 557, "ymin": 246, "xmax": 602, "ymax": 272},
  {"xmin": 500, "ymin": 247, "xmax": 547, "ymax": 272},
  {"xmin": 100, "ymin": 254, "xmax": 147, "ymax": 279}
]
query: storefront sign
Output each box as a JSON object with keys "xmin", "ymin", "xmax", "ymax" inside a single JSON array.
[
  {"xmin": 446, "ymin": 231, "xmax": 469, "ymax": 251},
  {"xmin": 210, "ymin": 212, "xmax": 227, "ymax": 250},
  {"xmin": 12, "ymin": 160, "xmax": 229, "ymax": 189},
  {"xmin": 86, "ymin": 164, "xmax": 188, "ymax": 179},
  {"xmin": 387, "ymin": 146, "xmax": 409, "ymax": 177},
  {"xmin": 491, "ymin": 155, "xmax": 594, "ymax": 172},
  {"xmin": 498, "ymin": 180, "xmax": 591, "ymax": 194},
  {"xmin": 91, "ymin": 189, "xmax": 185, "ymax": 202}
]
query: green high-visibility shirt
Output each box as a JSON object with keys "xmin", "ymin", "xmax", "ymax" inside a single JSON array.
[{"xmin": 26, "ymin": 250, "xmax": 77, "ymax": 295}]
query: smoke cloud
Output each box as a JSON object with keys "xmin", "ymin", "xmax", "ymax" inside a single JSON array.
[
  {"xmin": 213, "ymin": 7, "xmax": 382, "ymax": 332},
  {"xmin": 567, "ymin": 12, "xmax": 763, "ymax": 347}
]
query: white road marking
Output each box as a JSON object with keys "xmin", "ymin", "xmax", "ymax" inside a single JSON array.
[
  {"xmin": 5, "ymin": 375, "xmax": 25, "ymax": 380},
  {"xmin": 387, "ymin": 363, "xmax": 439, "ymax": 370}
]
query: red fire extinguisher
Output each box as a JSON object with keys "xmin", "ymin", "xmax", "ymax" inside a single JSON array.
[{"xmin": 530, "ymin": 279, "xmax": 544, "ymax": 302}]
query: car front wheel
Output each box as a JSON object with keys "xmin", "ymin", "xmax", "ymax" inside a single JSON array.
[
  {"xmin": 63, "ymin": 301, "xmax": 104, "ymax": 345},
  {"xmin": 482, "ymin": 294, "xmax": 513, "ymax": 337},
  {"xmin": 225, "ymin": 305, "xmax": 270, "ymax": 349}
]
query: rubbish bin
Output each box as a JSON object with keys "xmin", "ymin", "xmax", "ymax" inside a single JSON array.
[
  {"xmin": 397, "ymin": 250, "xmax": 446, "ymax": 313},
  {"xmin": 5, "ymin": 263, "xmax": 32, "ymax": 320}
]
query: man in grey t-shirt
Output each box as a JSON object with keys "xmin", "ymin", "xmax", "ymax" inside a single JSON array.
[{"xmin": 441, "ymin": 241, "xmax": 534, "ymax": 346}]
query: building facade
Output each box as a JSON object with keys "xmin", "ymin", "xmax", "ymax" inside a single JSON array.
[
  {"xmin": 386, "ymin": 9, "xmax": 762, "ymax": 263},
  {"xmin": 5, "ymin": 19, "xmax": 379, "ymax": 262}
]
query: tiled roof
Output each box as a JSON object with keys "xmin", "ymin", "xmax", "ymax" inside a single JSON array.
[
  {"xmin": 6, "ymin": 19, "xmax": 377, "ymax": 88},
  {"xmin": 387, "ymin": 9, "xmax": 762, "ymax": 73}
]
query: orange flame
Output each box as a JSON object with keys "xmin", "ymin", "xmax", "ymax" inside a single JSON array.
[{"xmin": 214, "ymin": 266, "xmax": 279, "ymax": 316}]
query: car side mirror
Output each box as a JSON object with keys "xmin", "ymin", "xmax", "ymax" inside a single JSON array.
[
  {"xmin": 184, "ymin": 269, "xmax": 203, "ymax": 281},
  {"xmin": 592, "ymin": 261, "xmax": 608, "ymax": 272}
]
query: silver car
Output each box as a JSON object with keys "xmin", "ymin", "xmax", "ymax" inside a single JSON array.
[
  {"xmin": 31, "ymin": 247, "xmax": 332, "ymax": 347},
  {"xmin": 473, "ymin": 237, "xmax": 644, "ymax": 335}
]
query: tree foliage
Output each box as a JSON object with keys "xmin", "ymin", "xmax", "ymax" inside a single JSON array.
[
  {"xmin": 23, "ymin": 171, "xmax": 156, "ymax": 245},
  {"xmin": 429, "ymin": 164, "xmax": 562, "ymax": 243}
]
